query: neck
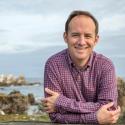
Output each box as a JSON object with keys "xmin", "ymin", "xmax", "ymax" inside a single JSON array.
[
  {"xmin": 75, "ymin": 58, "xmax": 89, "ymax": 69},
  {"xmin": 70, "ymin": 55, "xmax": 90, "ymax": 69}
]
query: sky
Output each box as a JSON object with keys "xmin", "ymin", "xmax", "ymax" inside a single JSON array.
[{"xmin": 0, "ymin": 0, "xmax": 125, "ymax": 79}]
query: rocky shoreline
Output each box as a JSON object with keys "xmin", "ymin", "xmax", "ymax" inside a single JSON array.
[
  {"xmin": 0, "ymin": 90, "xmax": 49, "ymax": 122},
  {"xmin": 0, "ymin": 77, "xmax": 125, "ymax": 123},
  {"xmin": 0, "ymin": 90, "xmax": 36, "ymax": 114},
  {"xmin": 0, "ymin": 74, "xmax": 41, "ymax": 86}
]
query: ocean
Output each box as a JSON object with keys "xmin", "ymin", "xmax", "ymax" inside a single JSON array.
[{"xmin": 0, "ymin": 84, "xmax": 44, "ymax": 98}]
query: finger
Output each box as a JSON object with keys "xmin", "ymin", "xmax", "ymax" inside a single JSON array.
[
  {"xmin": 44, "ymin": 106, "xmax": 49, "ymax": 110},
  {"xmin": 41, "ymin": 99, "xmax": 47, "ymax": 103},
  {"xmin": 110, "ymin": 106, "xmax": 121, "ymax": 116},
  {"xmin": 114, "ymin": 114, "xmax": 120, "ymax": 121},
  {"xmin": 117, "ymin": 106, "xmax": 121, "ymax": 113},
  {"xmin": 46, "ymin": 108, "xmax": 55, "ymax": 113},
  {"xmin": 42, "ymin": 102, "xmax": 47, "ymax": 107},
  {"xmin": 45, "ymin": 88, "xmax": 55, "ymax": 95},
  {"xmin": 43, "ymin": 106, "xmax": 54, "ymax": 113},
  {"xmin": 43, "ymin": 107, "xmax": 50, "ymax": 112},
  {"xmin": 104, "ymin": 102, "xmax": 114, "ymax": 109},
  {"xmin": 46, "ymin": 110, "xmax": 54, "ymax": 113},
  {"xmin": 41, "ymin": 99, "xmax": 50, "ymax": 107},
  {"xmin": 42, "ymin": 97, "xmax": 51, "ymax": 103},
  {"xmin": 111, "ymin": 115, "xmax": 119, "ymax": 124}
]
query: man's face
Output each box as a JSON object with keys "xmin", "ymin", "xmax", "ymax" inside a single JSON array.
[{"xmin": 64, "ymin": 15, "xmax": 99, "ymax": 66}]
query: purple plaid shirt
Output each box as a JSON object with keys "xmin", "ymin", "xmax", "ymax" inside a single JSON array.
[{"xmin": 44, "ymin": 49, "xmax": 118, "ymax": 124}]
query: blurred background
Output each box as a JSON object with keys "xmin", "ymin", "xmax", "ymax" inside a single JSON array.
[
  {"xmin": 0, "ymin": 0, "xmax": 125, "ymax": 80},
  {"xmin": 0, "ymin": 1, "xmax": 125, "ymax": 121}
]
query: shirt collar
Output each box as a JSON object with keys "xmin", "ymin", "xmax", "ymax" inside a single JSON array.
[{"xmin": 66, "ymin": 49, "xmax": 94, "ymax": 70}]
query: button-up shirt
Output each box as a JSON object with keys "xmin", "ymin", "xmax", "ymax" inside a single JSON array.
[{"xmin": 44, "ymin": 49, "xmax": 118, "ymax": 124}]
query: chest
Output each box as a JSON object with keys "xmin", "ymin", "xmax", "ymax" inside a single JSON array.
[{"xmin": 60, "ymin": 68, "xmax": 99, "ymax": 102}]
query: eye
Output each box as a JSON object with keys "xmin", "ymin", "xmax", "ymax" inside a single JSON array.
[
  {"xmin": 71, "ymin": 33, "xmax": 80, "ymax": 37},
  {"xmin": 72, "ymin": 34, "xmax": 78, "ymax": 37},
  {"xmin": 85, "ymin": 34, "xmax": 92, "ymax": 39},
  {"xmin": 85, "ymin": 36, "xmax": 91, "ymax": 38}
]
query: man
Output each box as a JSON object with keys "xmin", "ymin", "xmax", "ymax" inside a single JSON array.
[{"xmin": 42, "ymin": 10, "xmax": 121, "ymax": 124}]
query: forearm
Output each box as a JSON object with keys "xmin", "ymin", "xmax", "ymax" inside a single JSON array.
[
  {"xmin": 49, "ymin": 112, "xmax": 98, "ymax": 124},
  {"xmin": 49, "ymin": 112, "xmax": 82, "ymax": 123},
  {"xmin": 55, "ymin": 94, "xmax": 104, "ymax": 114},
  {"xmin": 55, "ymin": 68, "xmax": 118, "ymax": 114},
  {"xmin": 44, "ymin": 58, "xmax": 118, "ymax": 114}
]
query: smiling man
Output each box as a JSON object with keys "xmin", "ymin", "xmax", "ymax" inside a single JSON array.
[{"xmin": 42, "ymin": 10, "xmax": 121, "ymax": 124}]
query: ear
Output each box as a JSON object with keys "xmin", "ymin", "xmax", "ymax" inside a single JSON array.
[
  {"xmin": 63, "ymin": 32, "xmax": 68, "ymax": 43},
  {"xmin": 94, "ymin": 35, "xmax": 99, "ymax": 46}
]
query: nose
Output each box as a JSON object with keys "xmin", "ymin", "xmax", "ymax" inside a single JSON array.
[{"xmin": 78, "ymin": 36, "xmax": 86, "ymax": 45}]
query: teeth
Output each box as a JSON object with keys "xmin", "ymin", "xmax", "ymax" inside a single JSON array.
[{"xmin": 75, "ymin": 46, "xmax": 87, "ymax": 49}]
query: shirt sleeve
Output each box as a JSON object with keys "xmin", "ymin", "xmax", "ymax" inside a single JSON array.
[
  {"xmin": 55, "ymin": 61, "xmax": 118, "ymax": 113},
  {"xmin": 97, "ymin": 60, "xmax": 118, "ymax": 107},
  {"xmin": 44, "ymin": 58, "xmax": 118, "ymax": 123},
  {"xmin": 49, "ymin": 112, "xmax": 98, "ymax": 124}
]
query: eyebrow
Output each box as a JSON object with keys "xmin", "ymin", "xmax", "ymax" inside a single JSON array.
[
  {"xmin": 71, "ymin": 32, "xmax": 80, "ymax": 35},
  {"xmin": 84, "ymin": 33, "xmax": 93, "ymax": 36},
  {"xmin": 71, "ymin": 32, "xmax": 93, "ymax": 36}
]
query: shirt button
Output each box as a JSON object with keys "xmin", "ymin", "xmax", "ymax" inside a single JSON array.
[{"xmin": 77, "ymin": 75, "xmax": 81, "ymax": 80}]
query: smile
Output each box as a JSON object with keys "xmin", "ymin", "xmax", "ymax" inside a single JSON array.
[{"xmin": 75, "ymin": 46, "xmax": 88, "ymax": 50}]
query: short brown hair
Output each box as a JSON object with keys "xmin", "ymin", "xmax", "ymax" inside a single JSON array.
[{"xmin": 65, "ymin": 10, "xmax": 99, "ymax": 35}]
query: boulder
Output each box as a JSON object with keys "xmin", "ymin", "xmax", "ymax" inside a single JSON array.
[{"xmin": 0, "ymin": 90, "xmax": 35, "ymax": 114}]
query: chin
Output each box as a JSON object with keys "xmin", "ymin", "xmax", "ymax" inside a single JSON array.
[
  {"xmin": 75, "ymin": 55, "xmax": 86, "ymax": 60},
  {"xmin": 75, "ymin": 53, "xmax": 86, "ymax": 58}
]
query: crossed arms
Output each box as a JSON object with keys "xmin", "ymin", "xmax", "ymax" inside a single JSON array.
[
  {"xmin": 42, "ymin": 88, "xmax": 120, "ymax": 124},
  {"xmin": 42, "ymin": 61, "xmax": 121, "ymax": 124}
]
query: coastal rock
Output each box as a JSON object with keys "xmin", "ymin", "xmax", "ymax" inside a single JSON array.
[
  {"xmin": 117, "ymin": 77, "xmax": 125, "ymax": 117},
  {"xmin": 0, "ymin": 74, "xmax": 26, "ymax": 86},
  {"xmin": 0, "ymin": 90, "xmax": 35, "ymax": 114}
]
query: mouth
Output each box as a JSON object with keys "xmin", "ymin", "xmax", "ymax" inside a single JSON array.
[{"xmin": 75, "ymin": 46, "xmax": 88, "ymax": 50}]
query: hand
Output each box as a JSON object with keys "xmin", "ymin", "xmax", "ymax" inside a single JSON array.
[
  {"xmin": 97, "ymin": 102, "xmax": 121, "ymax": 124},
  {"xmin": 42, "ymin": 88, "xmax": 60, "ymax": 113}
]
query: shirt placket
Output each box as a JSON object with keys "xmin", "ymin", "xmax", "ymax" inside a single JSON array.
[
  {"xmin": 76, "ymin": 71, "xmax": 82, "ymax": 90},
  {"xmin": 72, "ymin": 68, "xmax": 86, "ymax": 101}
]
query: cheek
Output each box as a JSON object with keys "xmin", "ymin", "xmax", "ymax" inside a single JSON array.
[
  {"xmin": 67, "ymin": 39, "xmax": 76, "ymax": 46},
  {"xmin": 87, "ymin": 41, "xmax": 96, "ymax": 48}
]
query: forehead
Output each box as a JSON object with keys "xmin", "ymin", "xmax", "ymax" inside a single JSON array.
[{"xmin": 68, "ymin": 15, "xmax": 96, "ymax": 32}]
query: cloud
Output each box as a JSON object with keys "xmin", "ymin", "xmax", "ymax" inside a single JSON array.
[
  {"xmin": 100, "ymin": 14, "xmax": 125, "ymax": 33},
  {"xmin": 0, "ymin": 13, "xmax": 66, "ymax": 53},
  {"xmin": 0, "ymin": 0, "xmax": 125, "ymax": 78},
  {"xmin": 0, "ymin": 0, "xmax": 91, "ymax": 14},
  {"xmin": 0, "ymin": 0, "xmax": 125, "ymax": 54}
]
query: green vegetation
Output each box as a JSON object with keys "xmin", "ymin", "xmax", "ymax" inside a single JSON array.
[{"xmin": 0, "ymin": 114, "xmax": 50, "ymax": 122}]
